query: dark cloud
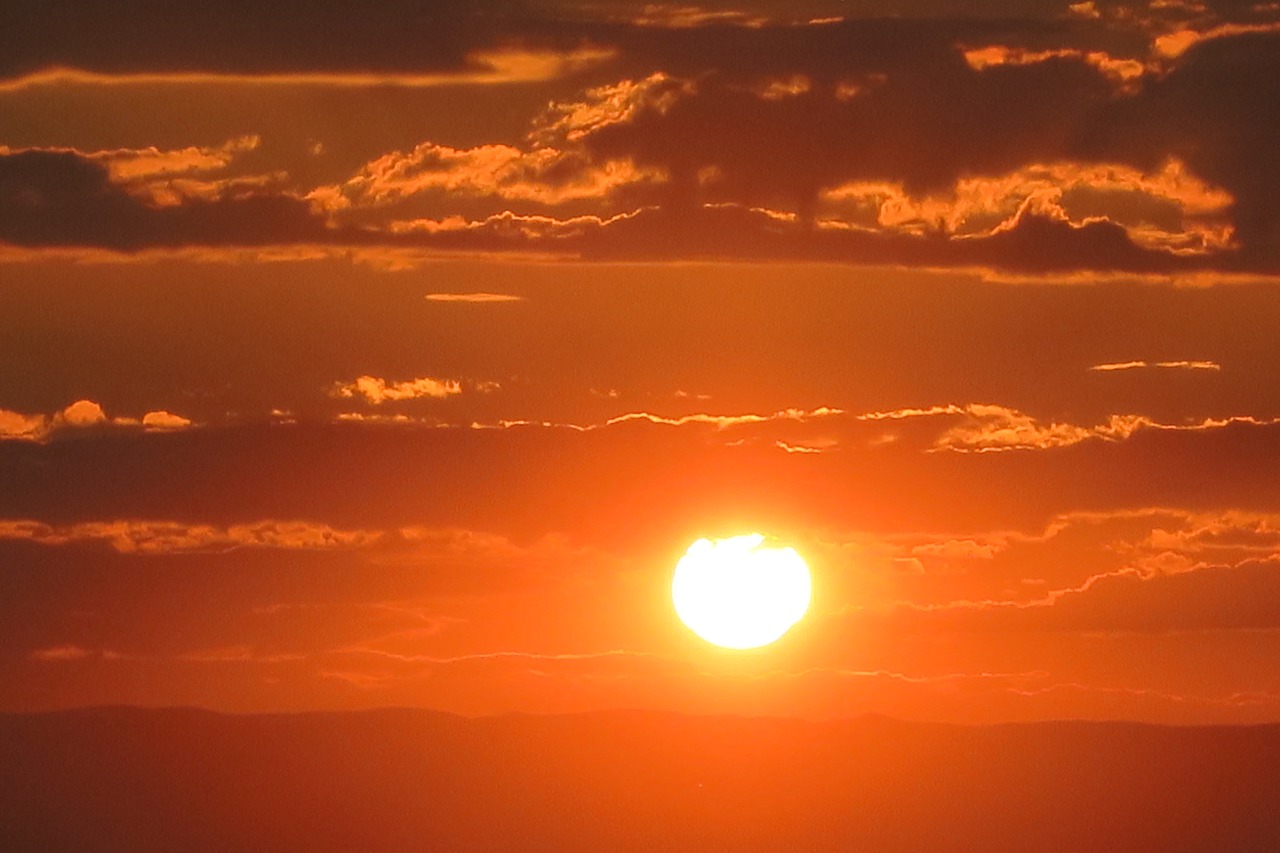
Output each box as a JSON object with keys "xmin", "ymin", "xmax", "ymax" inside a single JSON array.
[
  {"xmin": 0, "ymin": 147, "xmax": 1214, "ymax": 272},
  {"xmin": 1139, "ymin": 33, "xmax": 1280, "ymax": 261},
  {"xmin": 0, "ymin": 3, "xmax": 1099, "ymax": 81},
  {"xmin": 2, "ymin": 10, "xmax": 1278, "ymax": 271},
  {"xmin": 13, "ymin": 0, "xmax": 1265, "ymax": 81},
  {"xmin": 0, "ymin": 150, "xmax": 327, "ymax": 249},
  {"xmin": 575, "ymin": 30, "xmax": 1280, "ymax": 266},
  {"xmin": 0, "ymin": 1, "xmax": 546, "ymax": 79}
]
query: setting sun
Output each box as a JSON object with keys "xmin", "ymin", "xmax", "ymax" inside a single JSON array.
[{"xmin": 672, "ymin": 534, "xmax": 812, "ymax": 650}]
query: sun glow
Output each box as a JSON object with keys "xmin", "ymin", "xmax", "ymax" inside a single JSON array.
[{"xmin": 672, "ymin": 534, "xmax": 812, "ymax": 650}]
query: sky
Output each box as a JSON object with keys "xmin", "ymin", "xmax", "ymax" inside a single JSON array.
[{"xmin": 3, "ymin": 0, "xmax": 1280, "ymax": 724}]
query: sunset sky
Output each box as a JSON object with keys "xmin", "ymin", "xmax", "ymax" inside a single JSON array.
[{"xmin": 4, "ymin": 0, "xmax": 1280, "ymax": 724}]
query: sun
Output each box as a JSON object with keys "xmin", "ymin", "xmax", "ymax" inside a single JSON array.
[{"xmin": 672, "ymin": 534, "xmax": 812, "ymax": 650}]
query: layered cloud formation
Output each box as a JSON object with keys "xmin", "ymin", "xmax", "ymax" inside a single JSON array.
[
  {"xmin": 4, "ymin": 1, "xmax": 1280, "ymax": 724},
  {"xmin": 1, "ymin": 1, "xmax": 1278, "ymax": 274}
]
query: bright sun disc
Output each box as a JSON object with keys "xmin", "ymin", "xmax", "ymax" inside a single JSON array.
[{"xmin": 672, "ymin": 534, "xmax": 812, "ymax": 650}]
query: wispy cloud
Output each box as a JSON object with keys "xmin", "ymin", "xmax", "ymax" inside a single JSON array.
[
  {"xmin": 1090, "ymin": 359, "xmax": 1221, "ymax": 371},
  {"xmin": 0, "ymin": 519, "xmax": 383, "ymax": 554},
  {"xmin": 424, "ymin": 292, "xmax": 525, "ymax": 303},
  {"xmin": 857, "ymin": 403, "xmax": 1277, "ymax": 452},
  {"xmin": 0, "ymin": 47, "xmax": 617, "ymax": 93},
  {"xmin": 29, "ymin": 645, "xmax": 122, "ymax": 663}
]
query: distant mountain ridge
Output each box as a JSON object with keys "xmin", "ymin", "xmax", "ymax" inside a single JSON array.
[{"xmin": 3, "ymin": 707, "xmax": 1279, "ymax": 851}]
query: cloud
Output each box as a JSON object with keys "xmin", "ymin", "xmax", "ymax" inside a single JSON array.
[
  {"xmin": 893, "ymin": 558, "xmax": 1280, "ymax": 634},
  {"xmin": 1090, "ymin": 359, "xmax": 1222, "ymax": 371},
  {"xmin": 579, "ymin": 57, "xmax": 1126, "ymax": 211},
  {"xmin": 0, "ymin": 136, "xmax": 260, "ymax": 181},
  {"xmin": 0, "ymin": 150, "xmax": 1266, "ymax": 274},
  {"xmin": 0, "ymin": 518, "xmax": 384, "ymax": 554},
  {"xmin": 9, "ymin": 405, "xmax": 1280, "ymax": 554},
  {"xmin": 425, "ymin": 292, "xmax": 525, "ymax": 303},
  {"xmin": 330, "ymin": 375, "xmax": 465, "ymax": 404},
  {"xmin": 820, "ymin": 157, "xmax": 1236, "ymax": 254},
  {"xmin": 817, "ymin": 505, "xmax": 1280, "ymax": 636},
  {"xmin": 177, "ymin": 645, "xmax": 305, "ymax": 664},
  {"xmin": 0, "ymin": 137, "xmax": 289, "ymax": 214},
  {"xmin": 534, "ymin": 73, "xmax": 694, "ymax": 144},
  {"xmin": 604, "ymin": 406, "xmax": 842, "ymax": 429},
  {"xmin": 29, "ymin": 645, "xmax": 97, "ymax": 662},
  {"xmin": 2, "ymin": 5, "xmax": 1279, "ymax": 272},
  {"xmin": 774, "ymin": 440, "xmax": 829, "ymax": 454},
  {"xmin": 141, "ymin": 411, "xmax": 194, "ymax": 430},
  {"xmin": 0, "ymin": 149, "xmax": 329, "ymax": 250},
  {"xmin": 312, "ymin": 142, "xmax": 661, "ymax": 214},
  {"xmin": 60, "ymin": 399, "xmax": 107, "ymax": 427},
  {"xmin": 0, "ymin": 400, "xmax": 196, "ymax": 442},
  {"xmin": 106, "ymin": 136, "xmax": 260, "ymax": 180},
  {"xmin": 577, "ymin": 28, "xmax": 1278, "ymax": 267},
  {"xmin": 1153, "ymin": 22, "xmax": 1280, "ymax": 58},
  {"xmin": 857, "ymin": 402, "xmax": 1280, "ymax": 452},
  {"xmin": 626, "ymin": 5, "xmax": 771, "ymax": 28},
  {"xmin": 0, "ymin": 46, "xmax": 617, "ymax": 92},
  {"xmin": 960, "ymin": 45, "xmax": 1147, "ymax": 86},
  {"xmin": 0, "ymin": 408, "xmax": 49, "ymax": 440},
  {"xmin": 910, "ymin": 539, "xmax": 1002, "ymax": 560}
]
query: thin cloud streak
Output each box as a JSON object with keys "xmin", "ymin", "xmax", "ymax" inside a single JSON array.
[
  {"xmin": 425, "ymin": 292, "xmax": 525, "ymax": 303},
  {"xmin": 0, "ymin": 518, "xmax": 383, "ymax": 554},
  {"xmin": 1090, "ymin": 359, "xmax": 1221, "ymax": 371},
  {"xmin": 0, "ymin": 47, "xmax": 618, "ymax": 92}
]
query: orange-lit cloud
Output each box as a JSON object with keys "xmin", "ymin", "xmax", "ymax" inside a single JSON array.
[
  {"xmin": 961, "ymin": 46, "xmax": 1147, "ymax": 86},
  {"xmin": 0, "ymin": 400, "xmax": 196, "ymax": 442},
  {"xmin": 1, "ymin": 6, "xmax": 1277, "ymax": 275},
  {"xmin": 774, "ymin": 440, "xmax": 830, "ymax": 454},
  {"xmin": 0, "ymin": 137, "xmax": 282, "ymax": 211},
  {"xmin": 0, "ymin": 409, "xmax": 45, "ymax": 440},
  {"xmin": 60, "ymin": 399, "xmax": 108, "ymax": 427},
  {"xmin": 425, "ymin": 292, "xmax": 525, "ymax": 303},
  {"xmin": 0, "ymin": 46, "xmax": 617, "ymax": 93},
  {"xmin": 312, "ymin": 142, "xmax": 662, "ymax": 213},
  {"xmin": 28, "ymin": 645, "xmax": 119, "ymax": 666},
  {"xmin": 534, "ymin": 74, "xmax": 694, "ymax": 144},
  {"xmin": 628, "ymin": 5, "xmax": 770, "ymax": 28},
  {"xmin": 1067, "ymin": 1, "xmax": 1103, "ymax": 19},
  {"xmin": 932, "ymin": 409, "xmax": 1276, "ymax": 453},
  {"xmin": 385, "ymin": 207, "xmax": 647, "ymax": 241},
  {"xmin": 0, "ymin": 136, "xmax": 260, "ymax": 182},
  {"xmin": 1153, "ymin": 22, "xmax": 1280, "ymax": 57},
  {"xmin": 820, "ymin": 158, "xmax": 1236, "ymax": 253},
  {"xmin": 858, "ymin": 403, "xmax": 1280, "ymax": 452},
  {"xmin": 604, "ymin": 406, "xmax": 842, "ymax": 430},
  {"xmin": 140, "ymin": 410, "xmax": 194, "ymax": 430},
  {"xmin": 331, "ymin": 375, "xmax": 465, "ymax": 404},
  {"xmin": 0, "ymin": 518, "xmax": 383, "ymax": 554},
  {"xmin": 1090, "ymin": 359, "xmax": 1221, "ymax": 371},
  {"xmin": 0, "ymin": 143, "xmax": 1263, "ymax": 275}
]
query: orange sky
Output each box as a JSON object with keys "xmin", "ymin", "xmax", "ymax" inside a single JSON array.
[{"xmin": 3, "ymin": 0, "xmax": 1280, "ymax": 723}]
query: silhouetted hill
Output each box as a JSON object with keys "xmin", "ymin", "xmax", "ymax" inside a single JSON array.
[{"xmin": 2, "ymin": 707, "xmax": 1279, "ymax": 851}]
